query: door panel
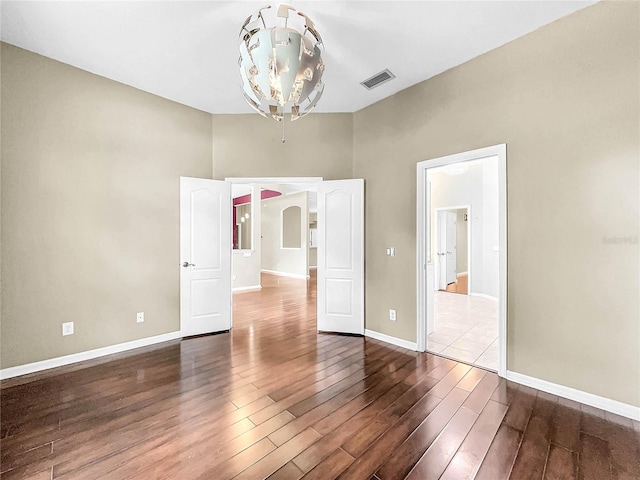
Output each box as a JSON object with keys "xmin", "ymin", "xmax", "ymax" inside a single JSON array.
[
  {"xmin": 326, "ymin": 279, "xmax": 353, "ymax": 315},
  {"xmin": 325, "ymin": 190, "xmax": 352, "ymax": 269},
  {"xmin": 192, "ymin": 189, "xmax": 222, "ymax": 269},
  {"xmin": 180, "ymin": 177, "xmax": 231, "ymax": 337},
  {"xmin": 317, "ymin": 179, "xmax": 364, "ymax": 335}
]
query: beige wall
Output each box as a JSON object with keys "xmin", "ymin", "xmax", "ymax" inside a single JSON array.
[
  {"xmin": 308, "ymin": 247, "xmax": 317, "ymax": 268},
  {"xmin": 1, "ymin": 44, "xmax": 212, "ymax": 368},
  {"xmin": 353, "ymin": 2, "xmax": 639, "ymax": 406},
  {"xmin": 211, "ymin": 113, "xmax": 353, "ymax": 180},
  {"xmin": 232, "ymin": 249, "xmax": 261, "ymax": 290}
]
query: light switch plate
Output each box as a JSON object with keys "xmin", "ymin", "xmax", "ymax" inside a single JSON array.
[{"xmin": 62, "ymin": 322, "xmax": 74, "ymax": 336}]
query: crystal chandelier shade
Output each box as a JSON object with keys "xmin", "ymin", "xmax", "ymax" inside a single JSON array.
[{"xmin": 239, "ymin": 4, "xmax": 325, "ymax": 122}]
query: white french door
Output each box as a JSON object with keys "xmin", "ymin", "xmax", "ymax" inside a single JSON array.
[
  {"xmin": 180, "ymin": 177, "xmax": 232, "ymax": 336},
  {"xmin": 317, "ymin": 179, "xmax": 364, "ymax": 335},
  {"xmin": 180, "ymin": 176, "xmax": 364, "ymax": 337}
]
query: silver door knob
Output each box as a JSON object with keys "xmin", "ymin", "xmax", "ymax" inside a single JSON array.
[{"xmin": 182, "ymin": 262, "xmax": 195, "ymax": 267}]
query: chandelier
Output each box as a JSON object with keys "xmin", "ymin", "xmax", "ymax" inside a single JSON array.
[{"xmin": 238, "ymin": 4, "xmax": 325, "ymax": 141}]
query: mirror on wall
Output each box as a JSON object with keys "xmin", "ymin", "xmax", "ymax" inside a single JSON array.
[
  {"xmin": 282, "ymin": 205, "xmax": 302, "ymax": 248},
  {"xmin": 233, "ymin": 185, "xmax": 252, "ymax": 250}
]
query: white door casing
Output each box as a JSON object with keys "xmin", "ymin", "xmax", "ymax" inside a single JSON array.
[
  {"xmin": 180, "ymin": 177, "xmax": 232, "ymax": 337},
  {"xmin": 416, "ymin": 144, "xmax": 507, "ymax": 377},
  {"xmin": 446, "ymin": 211, "xmax": 457, "ymax": 284},
  {"xmin": 317, "ymin": 179, "xmax": 364, "ymax": 335}
]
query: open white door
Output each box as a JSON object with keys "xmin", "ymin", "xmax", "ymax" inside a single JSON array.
[
  {"xmin": 437, "ymin": 211, "xmax": 447, "ymax": 290},
  {"xmin": 317, "ymin": 179, "xmax": 364, "ymax": 335},
  {"xmin": 437, "ymin": 210, "xmax": 458, "ymax": 288},
  {"xmin": 445, "ymin": 211, "xmax": 457, "ymax": 284},
  {"xmin": 180, "ymin": 177, "xmax": 232, "ymax": 337}
]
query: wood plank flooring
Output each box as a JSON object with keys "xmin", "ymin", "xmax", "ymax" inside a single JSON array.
[{"xmin": 1, "ymin": 273, "xmax": 639, "ymax": 479}]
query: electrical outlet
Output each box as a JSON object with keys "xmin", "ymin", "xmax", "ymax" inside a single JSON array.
[
  {"xmin": 137, "ymin": 312, "xmax": 144, "ymax": 323},
  {"xmin": 62, "ymin": 322, "xmax": 74, "ymax": 336},
  {"xmin": 389, "ymin": 309, "xmax": 397, "ymax": 321}
]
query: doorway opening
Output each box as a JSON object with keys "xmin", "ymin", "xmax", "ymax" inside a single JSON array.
[
  {"xmin": 434, "ymin": 206, "xmax": 470, "ymax": 295},
  {"xmin": 179, "ymin": 176, "xmax": 364, "ymax": 338},
  {"xmin": 222, "ymin": 176, "xmax": 363, "ymax": 336},
  {"xmin": 417, "ymin": 144, "xmax": 507, "ymax": 376},
  {"xmin": 230, "ymin": 179, "xmax": 319, "ymax": 333},
  {"xmin": 230, "ymin": 181, "xmax": 316, "ymax": 287}
]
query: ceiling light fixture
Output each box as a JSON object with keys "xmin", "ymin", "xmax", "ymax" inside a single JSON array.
[{"xmin": 238, "ymin": 4, "xmax": 325, "ymax": 143}]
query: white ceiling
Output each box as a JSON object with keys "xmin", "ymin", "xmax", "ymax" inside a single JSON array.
[{"xmin": 1, "ymin": 1, "xmax": 596, "ymax": 114}]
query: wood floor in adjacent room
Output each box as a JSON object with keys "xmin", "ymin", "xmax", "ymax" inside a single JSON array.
[{"xmin": 1, "ymin": 273, "xmax": 639, "ymax": 480}]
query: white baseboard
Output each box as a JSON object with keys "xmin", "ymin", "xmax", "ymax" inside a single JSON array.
[
  {"xmin": 365, "ymin": 329, "xmax": 418, "ymax": 352},
  {"xmin": 470, "ymin": 292, "xmax": 498, "ymax": 301},
  {"xmin": 233, "ymin": 285, "xmax": 262, "ymax": 292},
  {"xmin": 261, "ymin": 269, "xmax": 308, "ymax": 279},
  {"xmin": 0, "ymin": 331, "xmax": 182, "ymax": 380},
  {"xmin": 309, "ymin": 266, "xmax": 317, "ymax": 270},
  {"xmin": 507, "ymin": 370, "xmax": 640, "ymax": 421},
  {"xmin": 457, "ymin": 271, "xmax": 468, "ymax": 277}
]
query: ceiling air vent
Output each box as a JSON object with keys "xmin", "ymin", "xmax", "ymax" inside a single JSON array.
[{"xmin": 360, "ymin": 69, "xmax": 396, "ymax": 90}]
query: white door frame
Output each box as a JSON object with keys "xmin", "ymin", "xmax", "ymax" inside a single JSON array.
[
  {"xmin": 416, "ymin": 144, "xmax": 507, "ymax": 377},
  {"xmin": 434, "ymin": 205, "xmax": 471, "ymax": 292},
  {"xmin": 226, "ymin": 177, "xmax": 323, "ymax": 185}
]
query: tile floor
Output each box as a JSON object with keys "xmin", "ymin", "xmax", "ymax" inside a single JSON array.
[{"xmin": 427, "ymin": 291, "xmax": 499, "ymax": 371}]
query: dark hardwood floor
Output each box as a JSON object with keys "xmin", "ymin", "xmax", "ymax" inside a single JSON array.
[{"xmin": 1, "ymin": 273, "xmax": 639, "ymax": 479}]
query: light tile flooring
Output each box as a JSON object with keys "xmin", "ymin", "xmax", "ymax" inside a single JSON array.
[{"xmin": 427, "ymin": 291, "xmax": 499, "ymax": 371}]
